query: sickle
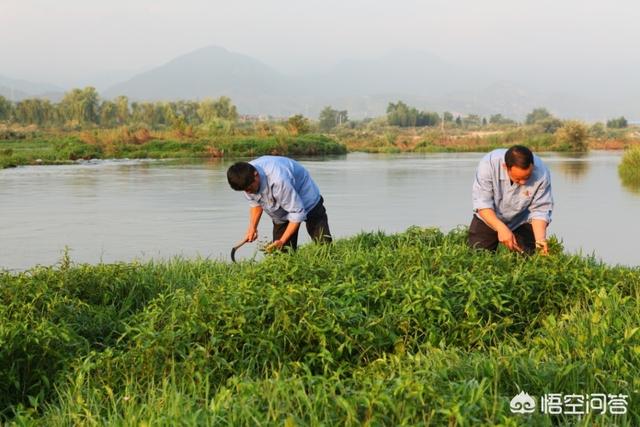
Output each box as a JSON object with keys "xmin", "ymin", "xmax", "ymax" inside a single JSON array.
[{"xmin": 230, "ymin": 239, "xmax": 248, "ymax": 263}]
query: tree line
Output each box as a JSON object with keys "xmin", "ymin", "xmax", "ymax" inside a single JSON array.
[
  {"xmin": 0, "ymin": 87, "xmax": 238, "ymax": 128},
  {"xmin": 0, "ymin": 90, "xmax": 631, "ymax": 133}
]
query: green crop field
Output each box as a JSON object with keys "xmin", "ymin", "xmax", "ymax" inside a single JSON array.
[{"xmin": 1, "ymin": 228, "xmax": 638, "ymax": 425}]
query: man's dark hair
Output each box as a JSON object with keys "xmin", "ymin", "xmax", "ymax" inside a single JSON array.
[
  {"xmin": 505, "ymin": 145, "xmax": 534, "ymax": 169},
  {"xmin": 227, "ymin": 162, "xmax": 256, "ymax": 191}
]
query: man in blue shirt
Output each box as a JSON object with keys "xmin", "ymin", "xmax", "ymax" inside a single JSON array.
[
  {"xmin": 227, "ymin": 156, "xmax": 332, "ymax": 251},
  {"xmin": 469, "ymin": 145, "xmax": 554, "ymax": 255}
]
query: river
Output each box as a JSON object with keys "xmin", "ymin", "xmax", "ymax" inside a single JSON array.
[{"xmin": 1, "ymin": 151, "xmax": 638, "ymax": 270}]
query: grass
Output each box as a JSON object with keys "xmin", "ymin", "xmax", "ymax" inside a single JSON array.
[
  {"xmin": 0, "ymin": 133, "xmax": 346, "ymax": 168},
  {"xmin": 333, "ymin": 125, "xmax": 640, "ymax": 154},
  {"xmin": 3, "ymin": 124, "xmax": 640, "ymax": 169},
  {"xmin": 220, "ymin": 134, "xmax": 347, "ymax": 157},
  {"xmin": 619, "ymin": 146, "xmax": 640, "ymax": 192},
  {"xmin": 1, "ymin": 227, "xmax": 639, "ymax": 425}
]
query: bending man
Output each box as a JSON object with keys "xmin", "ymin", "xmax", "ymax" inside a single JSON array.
[
  {"xmin": 227, "ymin": 156, "xmax": 332, "ymax": 251},
  {"xmin": 469, "ymin": 145, "xmax": 554, "ymax": 255}
]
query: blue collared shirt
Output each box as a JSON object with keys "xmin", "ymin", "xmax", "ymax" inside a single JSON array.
[
  {"xmin": 472, "ymin": 149, "xmax": 554, "ymax": 230},
  {"xmin": 245, "ymin": 156, "xmax": 321, "ymax": 224}
]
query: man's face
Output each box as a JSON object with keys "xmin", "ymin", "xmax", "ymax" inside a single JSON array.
[
  {"xmin": 244, "ymin": 172, "xmax": 260, "ymax": 193},
  {"xmin": 506, "ymin": 165, "xmax": 533, "ymax": 185}
]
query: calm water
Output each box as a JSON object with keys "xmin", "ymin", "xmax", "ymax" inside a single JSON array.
[{"xmin": 1, "ymin": 152, "xmax": 638, "ymax": 270}]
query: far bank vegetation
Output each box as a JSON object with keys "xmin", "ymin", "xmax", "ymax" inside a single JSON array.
[{"xmin": 1, "ymin": 89, "xmax": 639, "ymax": 167}]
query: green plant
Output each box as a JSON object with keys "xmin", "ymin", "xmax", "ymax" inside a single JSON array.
[
  {"xmin": 554, "ymin": 121, "xmax": 589, "ymax": 151},
  {"xmin": 619, "ymin": 146, "xmax": 640, "ymax": 191},
  {"xmin": 54, "ymin": 138, "xmax": 103, "ymax": 160},
  {"xmin": 1, "ymin": 228, "xmax": 638, "ymax": 425}
]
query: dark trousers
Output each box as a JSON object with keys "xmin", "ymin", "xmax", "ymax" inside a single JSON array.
[
  {"xmin": 272, "ymin": 196, "xmax": 332, "ymax": 250},
  {"xmin": 468, "ymin": 216, "xmax": 535, "ymax": 254}
]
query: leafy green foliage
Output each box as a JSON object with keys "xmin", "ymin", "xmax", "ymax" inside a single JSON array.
[
  {"xmin": 0, "ymin": 96, "xmax": 12, "ymax": 121},
  {"xmin": 319, "ymin": 107, "xmax": 348, "ymax": 131},
  {"xmin": 0, "ymin": 134, "xmax": 346, "ymax": 168},
  {"xmin": 1, "ymin": 228, "xmax": 639, "ymax": 425},
  {"xmin": 607, "ymin": 116, "xmax": 628, "ymax": 129},
  {"xmin": 489, "ymin": 114, "xmax": 516, "ymax": 125},
  {"xmin": 286, "ymin": 114, "xmax": 311, "ymax": 135},
  {"xmin": 619, "ymin": 146, "xmax": 640, "ymax": 191},
  {"xmin": 590, "ymin": 122, "xmax": 607, "ymax": 138},
  {"xmin": 525, "ymin": 108, "xmax": 553, "ymax": 125},
  {"xmin": 554, "ymin": 121, "xmax": 589, "ymax": 151},
  {"xmin": 387, "ymin": 101, "xmax": 440, "ymax": 127},
  {"xmin": 59, "ymin": 87, "xmax": 100, "ymax": 125},
  {"xmin": 220, "ymin": 134, "xmax": 346, "ymax": 157},
  {"xmin": 53, "ymin": 138, "xmax": 103, "ymax": 160},
  {"xmin": 524, "ymin": 108, "xmax": 562, "ymax": 134},
  {"xmin": 1, "ymin": 90, "xmax": 239, "ymax": 129}
]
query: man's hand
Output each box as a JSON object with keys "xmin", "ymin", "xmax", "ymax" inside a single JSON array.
[
  {"xmin": 536, "ymin": 239, "xmax": 549, "ymax": 256},
  {"xmin": 531, "ymin": 219, "xmax": 549, "ymax": 256},
  {"xmin": 244, "ymin": 227, "xmax": 258, "ymax": 243},
  {"xmin": 245, "ymin": 206, "xmax": 263, "ymax": 243},
  {"xmin": 477, "ymin": 209, "xmax": 522, "ymax": 253},
  {"xmin": 497, "ymin": 226, "xmax": 523, "ymax": 253},
  {"xmin": 266, "ymin": 239, "xmax": 285, "ymax": 252}
]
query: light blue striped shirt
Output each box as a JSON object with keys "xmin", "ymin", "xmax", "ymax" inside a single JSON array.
[
  {"xmin": 472, "ymin": 149, "xmax": 554, "ymax": 230},
  {"xmin": 245, "ymin": 156, "xmax": 321, "ymax": 224}
]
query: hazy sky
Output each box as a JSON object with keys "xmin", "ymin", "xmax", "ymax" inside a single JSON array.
[{"xmin": 1, "ymin": 0, "xmax": 639, "ymax": 90}]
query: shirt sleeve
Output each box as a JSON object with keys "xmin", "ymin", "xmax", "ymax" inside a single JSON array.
[
  {"xmin": 472, "ymin": 158, "xmax": 495, "ymax": 212},
  {"xmin": 273, "ymin": 180, "xmax": 306, "ymax": 223},
  {"xmin": 244, "ymin": 193, "xmax": 260, "ymax": 208},
  {"xmin": 528, "ymin": 173, "xmax": 553, "ymax": 223}
]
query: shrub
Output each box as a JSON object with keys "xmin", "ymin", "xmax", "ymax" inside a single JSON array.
[
  {"xmin": 607, "ymin": 116, "xmax": 628, "ymax": 129},
  {"xmin": 554, "ymin": 121, "xmax": 589, "ymax": 151},
  {"xmin": 221, "ymin": 135, "xmax": 346, "ymax": 157},
  {"xmin": 618, "ymin": 146, "xmax": 640, "ymax": 189},
  {"xmin": 590, "ymin": 122, "xmax": 607, "ymax": 139},
  {"xmin": 54, "ymin": 138, "xmax": 103, "ymax": 160}
]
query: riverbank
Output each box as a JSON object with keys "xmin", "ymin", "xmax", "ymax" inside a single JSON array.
[
  {"xmin": 0, "ymin": 132, "xmax": 346, "ymax": 168},
  {"xmin": 1, "ymin": 228, "xmax": 638, "ymax": 425},
  {"xmin": 2, "ymin": 125, "xmax": 639, "ymax": 168},
  {"xmin": 333, "ymin": 126, "xmax": 640, "ymax": 153}
]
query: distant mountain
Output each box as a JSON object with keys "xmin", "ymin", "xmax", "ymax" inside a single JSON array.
[
  {"xmin": 0, "ymin": 75, "xmax": 64, "ymax": 101},
  {"xmin": 102, "ymin": 46, "xmax": 498, "ymax": 117},
  {"xmin": 101, "ymin": 46, "xmax": 639, "ymax": 121},
  {"xmin": 103, "ymin": 45, "xmax": 300, "ymax": 116},
  {"xmin": 0, "ymin": 86, "xmax": 29, "ymax": 101},
  {"xmin": 302, "ymin": 50, "xmax": 493, "ymax": 98}
]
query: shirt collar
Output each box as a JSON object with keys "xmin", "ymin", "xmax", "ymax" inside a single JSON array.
[{"xmin": 499, "ymin": 162, "xmax": 509, "ymax": 181}]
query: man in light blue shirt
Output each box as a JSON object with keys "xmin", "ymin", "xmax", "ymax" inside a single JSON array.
[
  {"xmin": 469, "ymin": 145, "xmax": 554, "ymax": 254},
  {"xmin": 227, "ymin": 156, "xmax": 332, "ymax": 251}
]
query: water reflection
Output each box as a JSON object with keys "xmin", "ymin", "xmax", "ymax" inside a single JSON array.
[
  {"xmin": 554, "ymin": 152, "xmax": 590, "ymax": 181},
  {"xmin": 620, "ymin": 178, "xmax": 640, "ymax": 195},
  {"xmin": 1, "ymin": 152, "xmax": 639, "ymax": 269}
]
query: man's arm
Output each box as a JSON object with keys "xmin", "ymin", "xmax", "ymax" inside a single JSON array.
[
  {"xmin": 477, "ymin": 208, "xmax": 522, "ymax": 252},
  {"xmin": 528, "ymin": 174, "xmax": 553, "ymax": 255},
  {"xmin": 269, "ymin": 179, "xmax": 306, "ymax": 247},
  {"xmin": 245, "ymin": 206, "xmax": 263, "ymax": 242},
  {"xmin": 531, "ymin": 219, "xmax": 549, "ymax": 255},
  {"xmin": 268, "ymin": 221, "xmax": 301, "ymax": 250}
]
